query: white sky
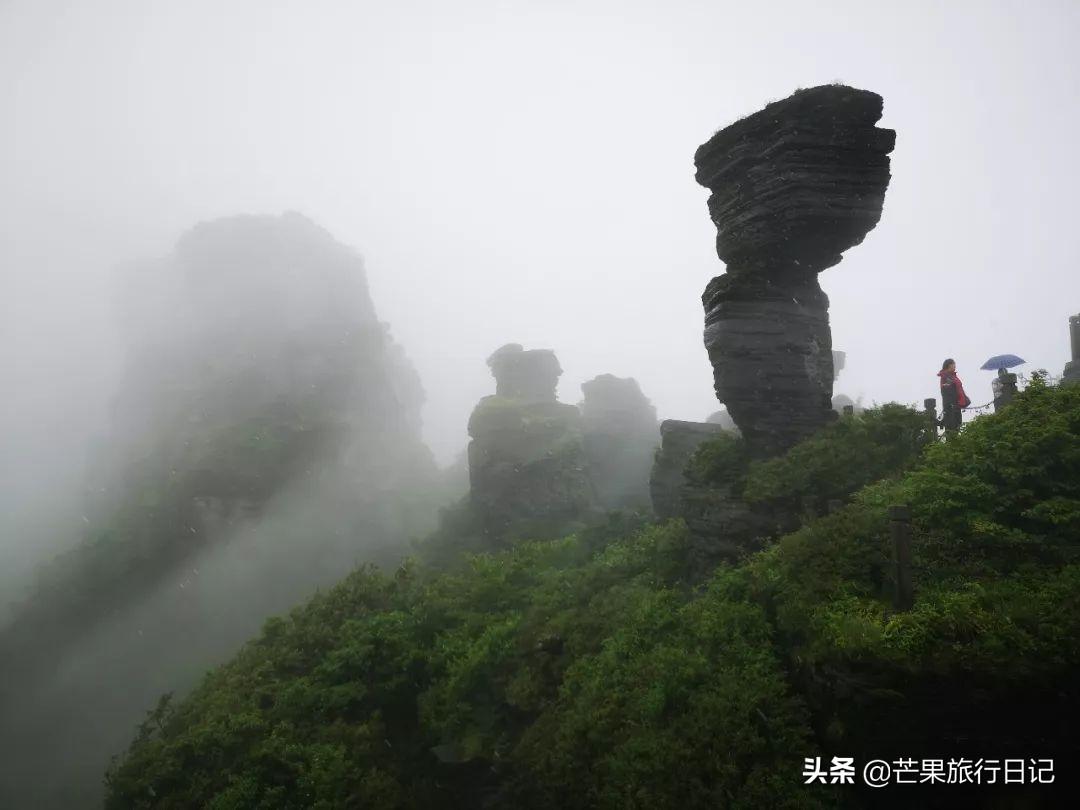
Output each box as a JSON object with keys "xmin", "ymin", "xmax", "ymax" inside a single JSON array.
[{"xmin": 2, "ymin": 0, "xmax": 1078, "ymax": 482}]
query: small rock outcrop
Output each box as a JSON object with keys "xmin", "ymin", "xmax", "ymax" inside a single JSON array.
[
  {"xmin": 650, "ymin": 420, "xmax": 775, "ymax": 567},
  {"xmin": 580, "ymin": 374, "xmax": 659, "ymax": 510},
  {"xmin": 467, "ymin": 345, "xmax": 594, "ymax": 539},
  {"xmin": 694, "ymin": 85, "xmax": 895, "ymax": 455}
]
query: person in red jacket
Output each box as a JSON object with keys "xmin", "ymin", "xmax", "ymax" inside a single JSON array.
[{"xmin": 938, "ymin": 358, "xmax": 970, "ymax": 433}]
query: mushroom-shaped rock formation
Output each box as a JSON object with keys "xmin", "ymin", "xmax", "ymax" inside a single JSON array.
[
  {"xmin": 580, "ymin": 374, "xmax": 659, "ymax": 510},
  {"xmin": 694, "ymin": 85, "xmax": 895, "ymax": 455},
  {"xmin": 467, "ymin": 345, "xmax": 593, "ymax": 540}
]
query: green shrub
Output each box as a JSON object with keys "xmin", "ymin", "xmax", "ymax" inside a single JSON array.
[
  {"xmin": 685, "ymin": 431, "xmax": 750, "ymax": 485},
  {"xmin": 742, "ymin": 404, "xmax": 931, "ymax": 509}
]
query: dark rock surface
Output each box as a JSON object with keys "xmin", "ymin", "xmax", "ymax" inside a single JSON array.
[
  {"xmin": 467, "ymin": 346, "xmax": 594, "ymax": 540},
  {"xmin": 580, "ymin": 374, "xmax": 659, "ymax": 510},
  {"xmin": 694, "ymin": 85, "xmax": 895, "ymax": 455}
]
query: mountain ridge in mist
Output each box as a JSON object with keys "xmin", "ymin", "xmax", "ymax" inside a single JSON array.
[{"xmin": 0, "ymin": 211, "xmax": 458, "ymax": 809}]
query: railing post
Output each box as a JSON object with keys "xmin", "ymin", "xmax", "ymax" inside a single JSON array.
[
  {"xmin": 992, "ymin": 370, "xmax": 1017, "ymax": 412},
  {"xmin": 1064, "ymin": 314, "xmax": 1080, "ymax": 385},
  {"xmin": 923, "ymin": 398, "xmax": 938, "ymax": 441},
  {"xmin": 1071, "ymin": 313, "xmax": 1080, "ymax": 362},
  {"xmin": 889, "ymin": 505, "xmax": 914, "ymax": 611}
]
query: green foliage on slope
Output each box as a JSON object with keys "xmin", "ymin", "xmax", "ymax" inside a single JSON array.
[
  {"xmin": 742, "ymin": 404, "xmax": 932, "ymax": 507},
  {"xmin": 106, "ymin": 380, "xmax": 1080, "ymax": 808},
  {"xmin": 105, "ymin": 517, "xmax": 826, "ymax": 809},
  {"xmin": 739, "ymin": 377, "xmax": 1080, "ymax": 797},
  {"xmin": 686, "ymin": 404, "xmax": 931, "ymax": 506}
]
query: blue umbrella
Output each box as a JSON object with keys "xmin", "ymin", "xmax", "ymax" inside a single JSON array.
[{"xmin": 980, "ymin": 354, "xmax": 1026, "ymax": 371}]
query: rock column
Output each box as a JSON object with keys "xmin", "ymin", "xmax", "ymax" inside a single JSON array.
[
  {"xmin": 467, "ymin": 345, "xmax": 593, "ymax": 539},
  {"xmin": 694, "ymin": 85, "xmax": 895, "ymax": 455}
]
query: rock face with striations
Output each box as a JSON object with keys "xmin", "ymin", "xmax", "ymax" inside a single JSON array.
[
  {"xmin": 580, "ymin": 374, "xmax": 659, "ymax": 510},
  {"xmin": 694, "ymin": 85, "xmax": 895, "ymax": 455},
  {"xmin": 467, "ymin": 345, "xmax": 594, "ymax": 540}
]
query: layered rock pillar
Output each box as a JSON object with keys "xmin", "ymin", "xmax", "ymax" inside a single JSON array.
[
  {"xmin": 467, "ymin": 345, "xmax": 594, "ymax": 539},
  {"xmin": 694, "ymin": 85, "xmax": 895, "ymax": 455}
]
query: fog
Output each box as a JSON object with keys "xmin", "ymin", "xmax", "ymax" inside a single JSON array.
[{"xmin": 1, "ymin": 0, "xmax": 1078, "ymax": 806}]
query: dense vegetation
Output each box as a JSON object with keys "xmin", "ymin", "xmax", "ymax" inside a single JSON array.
[
  {"xmin": 687, "ymin": 403, "xmax": 933, "ymax": 507},
  {"xmin": 105, "ymin": 380, "xmax": 1080, "ymax": 808}
]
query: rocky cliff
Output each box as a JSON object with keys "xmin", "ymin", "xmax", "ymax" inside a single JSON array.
[
  {"xmin": 694, "ymin": 85, "xmax": 895, "ymax": 455},
  {"xmin": 2, "ymin": 211, "xmax": 437, "ymax": 682}
]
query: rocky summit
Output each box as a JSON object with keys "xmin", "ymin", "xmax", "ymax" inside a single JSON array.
[
  {"xmin": 694, "ymin": 85, "xmax": 895, "ymax": 455},
  {"xmin": 486, "ymin": 343, "xmax": 562, "ymax": 402}
]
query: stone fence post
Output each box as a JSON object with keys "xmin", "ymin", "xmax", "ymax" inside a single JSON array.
[
  {"xmin": 889, "ymin": 505, "xmax": 914, "ymax": 611},
  {"xmin": 1064, "ymin": 314, "xmax": 1080, "ymax": 385},
  {"xmin": 923, "ymin": 398, "xmax": 938, "ymax": 441}
]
